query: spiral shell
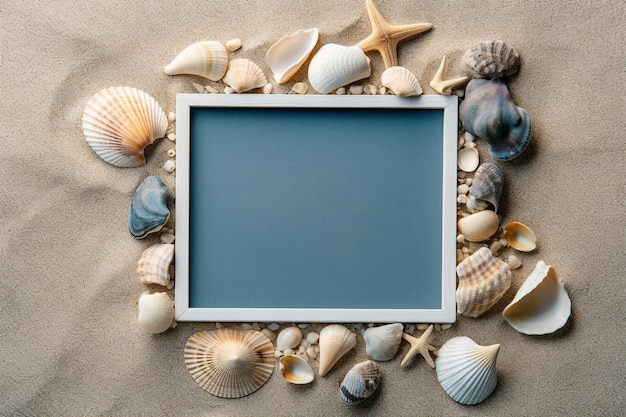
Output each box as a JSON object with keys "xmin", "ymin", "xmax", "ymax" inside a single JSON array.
[
  {"xmin": 463, "ymin": 40, "xmax": 520, "ymax": 78},
  {"xmin": 222, "ymin": 59, "xmax": 267, "ymax": 93},
  {"xmin": 164, "ymin": 40, "xmax": 228, "ymax": 81},
  {"xmin": 467, "ymin": 163, "xmax": 504, "ymax": 213},
  {"xmin": 340, "ymin": 360, "xmax": 381, "ymax": 404},
  {"xmin": 318, "ymin": 324, "xmax": 356, "ymax": 376}
]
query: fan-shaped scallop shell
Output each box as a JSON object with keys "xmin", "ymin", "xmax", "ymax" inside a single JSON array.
[
  {"xmin": 308, "ymin": 44, "xmax": 371, "ymax": 94},
  {"xmin": 467, "ymin": 163, "xmax": 504, "ymax": 213},
  {"xmin": 279, "ymin": 354, "xmax": 315, "ymax": 384},
  {"xmin": 340, "ymin": 360, "xmax": 381, "ymax": 404},
  {"xmin": 318, "ymin": 324, "xmax": 356, "ymax": 376},
  {"xmin": 276, "ymin": 326, "xmax": 303, "ymax": 351},
  {"xmin": 184, "ymin": 328, "xmax": 275, "ymax": 398},
  {"xmin": 503, "ymin": 221, "xmax": 537, "ymax": 252},
  {"xmin": 462, "ymin": 40, "xmax": 520, "ymax": 78},
  {"xmin": 164, "ymin": 40, "xmax": 228, "ymax": 81},
  {"xmin": 456, "ymin": 247, "xmax": 511, "ymax": 318},
  {"xmin": 137, "ymin": 243, "xmax": 174, "ymax": 286},
  {"xmin": 457, "ymin": 210, "xmax": 500, "ymax": 242},
  {"xmin": 266, "ymin": 28, "xmax": 319, "ymax": 84},
  {"xmin": 222, "ymin": 58, "xmax": 268, "ymax": 93},
  {"xmin": 381, "ymin": 66, "xmax": 423, "ymax": 97},
  {"xmin": 128, "ymin": 176, "xmax": 170, "ymax": 239},
  {"xmin": 82, "ymin": 86, "xmax": 168, "ymax": 167},
  {"xmin": 363, "ymin": 323, "xmax": 403, "ymax": 361},
  {"xmin": 436, "ymin": 336, "xmax": 500, "ymax": 405},
  {"xmin": 137, "ymin": 292, "xmax": 175, "ymax": 334}
]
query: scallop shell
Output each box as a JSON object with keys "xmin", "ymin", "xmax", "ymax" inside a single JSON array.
[
  {"xmin": 456, "ymin": 247, "xmax": 511, "ymax": 318},
  {"xmin": 184, "ymin": 328, "xmax": 275, "ymax": 398},
  {"xmin": 82, "ymin": 86, "xmax": 168, "ymax": 167},
  {"xmin": 128, "ymin": 176, "xmax": 170, "ymax": 239},
  {"xmin": 503, "ymin": 221, "xmax": 537, "ymax": 252},
  {"xmin": 279, "ymin": 355, "xmax": 314, "ymax": 384},
  {"xmin": 363, "ymin": 323, "xmax": 403, "ymax": 361},
  {"xmin": 503, "ymin": 261, "xmax": 571, "ymax": 335},
  {"xmin": 457, "ymin": 210, "xmax": 500, "ymax": 242},
  {"xmin": 340, "ymin": 360, "xmax": 381, "ymax": 404},
  {"xmin": 308, "ymin": 44, "xmax": 371, "ymax": 94},
  {"xmin": 164, "ymin": 40, "xmax": 228, "ymax": 81},
  {"xmin": 137, "ymin": 243, "xmax": 174, "ymax": 286},
  {"xmin": 467, "ymin": 163, "xmax": 504, "ymax": 213},
  {"xmin": 463, "ymin": 40, "xmax": 520, "ymax": 78},
  {"xmin": 266, "ymin": 28, "xmax": 319, "ymax": 84},
  {"xmin": 381, "ymin": 66, "xmax": 423, "ymax": 97},
  {"xmin": 276, "ymin": 326, "xmax": 303, "ymax": 351},
  {"xmin": 137, "ymin": 292, "xmax": 175, "ymax": 334},
  {"xmin": 436, "ymin": 336, "xmax": 500, "ymax": 405},
  {"xmin": 318, "ymin": 324, "xmax": 356, "ymax": 376},
  {"xmin": 457, "ymin": 145, "xmax": 479, "ymax": 172},
  {"xmin": 460, "ymin": 78, "xmax": 531, "ymax": 161},
  {"xmin": 222, "ymin": 58, "xmax": 268, "ymax": 93}
]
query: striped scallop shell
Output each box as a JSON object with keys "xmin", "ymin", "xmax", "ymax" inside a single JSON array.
[
  {"xmin": 340, "ymin": 360, "xmax": 381, "ymax": 404},
  {"xmin": 184, "ymin": 328, "xmax": 275, "ymax": 398},
  {"xmin": 318, "ymin": 324, "xmax": 356, "ymax": 376},
  {"xmin": 222, "ymin": 59, "xmax": 268, "ymax": 93},
  {"xmin": 456, "ymin": 247, "xmax": 511, "ymax": 318},
  {"xmin": 164, "ymin": 40, "xmax": 228, "ymax": 81},
  {"xmin": 381, "ymin": 66, "xmax": 423, "ymax": 97},
  {"xmin": 462, "ymin": 40, "xmax": 520, "ymax": 78},
  {"xmin": 82, "ymin": 87, "xmax": 168, "ymax": 167},
  {"xmin": 137, "ymin": 292, "xmax": 175, "ymax": 334},
  {"xmin": 137, "ymin": 243, "xmax": 174, "ymax": 286}
]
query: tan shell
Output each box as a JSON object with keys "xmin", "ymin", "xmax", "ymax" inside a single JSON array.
[
  {"xmin": 266, "ymin": 28, "xmax": 319, "ymax": 84},
  {"xmin": 164, "ymin": 41, "xmax": 228, "ymax": 81},
  {"xmin": 279, "ymin": 354, "xmax": 314, "ymax": 384},
  {"xmin": 381, "ymin": 66, "xmax": 423, "ymax": 97},
  {"xmin": 457, "ymin": 146, "xmax": 480, "ymax": 172},
  {"xmin": 456, "ymin": 247, "xmax": 511, "ymax": 317},
  {"xmin": 276, "ymin": 326, "xmax": 303, "ymax": 351},
  {"xmin": 318, "ymin": 324, "xmax": 356, "ymax": 376},
  {"xmin": 457, "ymin": 210, "xmax": 500, "ymax": 242},
  {"xmin": 184, "ymin": 328, "xmax": 275, "ymax": 398},
  {"xmin": 222, "ymin": 58, "xmax": 268, "ymax": 93},
  {"xmin": 463, "ymin": 40, "xmax": 520, "ymax": 78},
  {"xmin": 503, "ymin": 221, "xmax": 537, "ymax": 252},
  {"xmin": 137, "ymin": 243, "xmax": 174, "ymax": 286},
  {"xmin": 137, "ymin": 292, "xmax": 175, "ymax": 334}
]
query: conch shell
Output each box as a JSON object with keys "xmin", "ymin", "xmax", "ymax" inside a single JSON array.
[
  {"xmin": 266, "ymin": 28, "xmax": 319, "ymax": 84},
  {"xmin": 463, "ymin": 40, "xmax": 520, "ymax": 78},
  {"xmin": 381, "ymin": 66, "xmax": 423, "ymax": 97},
  {"xmin": 318, "ymin": 324, "xmax": 356, "ymax": 376},
  {"xmin": 222, "ymin": 58, "xmax": 268, "ymax": 93},
  {"xmin": 308, "ymin": 44, "xmax": 371, "ymax": 94},
  {"xmin": 164, "ymin": 40, "xmax": 228, "ymax": 81},
  {"xmin": 467, "ymin": 163, "xmax": 504, "ymax": 213}
]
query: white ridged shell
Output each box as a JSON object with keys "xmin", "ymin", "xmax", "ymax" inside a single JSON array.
[
  {"xmin": 457, "ymin": 210, "xmax": 500, "ymax": 242},
  {"xmin": 318, "ymin": 324, "xmax": 356, "ymax": 376},
  {"xmin": 164, "ymin": 41, "xmax": 228, "ymax": 81},
  {"xmin": 436, "ymin": 336, "xmax": 500, "ymax": 405},
  {"xmin": 279, "ymin": 355, "xmax": 314, "ymax": 384},
  {"xmin": 339, "ymin": 360, "xmax": 381, "ymax": 404},
  {"xmin": 276, "ymin": 326, "xmax": 303, "ymax": 351},
  {"xmin": 308, "ymin": 44, "xmax": 371, "ymax": 94},
  {"xmin": 503, "ymin": 221, "xmax": 537, "ymax": 252},
  {"xmin": 137, "ymin": 292, "xmax": 175, "ymax": 334},
  {"xmin": 137, "ymin": 243, "xmax": 174, "ymax": 286},
  {"xmin": 222, "ymin": 59, "xmax": 268, "ymax": 93},
  {"xmin": 381, "ymin": 66, "xmax": 423, "ymax": 97},
  {"xmin": 82, "ymin": 87, "xmax": 168, "ymax": 167},
  {"xmin": 266, "ymin": 28, "xmax": 319, "ymax": 84},
  {"xmin": 363, "ymin": 323, "xmax": 403, "ymax": 361}
]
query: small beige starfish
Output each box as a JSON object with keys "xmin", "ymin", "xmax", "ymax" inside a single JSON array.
[
  {"xmin": 354, "ymin": 0, "xmax": 432, "ymax": 68},
  {"xmin": 429, "ymin": 55, "xmax": 469, "ymax": 95},
  {"xmin": 400, "ymin": 325, "xmax": 437, "ymax": 368}
]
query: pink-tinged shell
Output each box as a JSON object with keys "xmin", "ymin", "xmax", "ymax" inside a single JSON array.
[
  {"xmin": 463, "ymin": 40, "xmax": 520, "ymax": 78},
  {"xmin": 137, "ymin": 243, "xmax": 174, "ymax": 286},
  {"xmin": 164, "ymin": 41, "xmax": 228, "ymax": 81},
  {"xmin": 266, "ymin": 28, "xmax": 319, "ymax": 84},
  {"xmin": 222, "ymin": 58, "xmax": 268, "ymax": 93}
]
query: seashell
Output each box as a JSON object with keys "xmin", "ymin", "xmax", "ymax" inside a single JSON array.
[
  {"xmin": 460, "ymin": 78, "xmax": 531, "ymax": 161},
  {"xmin": 380, "ymin": 66, "xmax": 423, "ymax": 97},
  {"xmin": 137, "ymin": 292, "xmax": 175, "ymax": 334},
  {"xmin": 467, "ymin": 163, "xmax": 504, "ymax": 213},
  {"xmin": 128, "ymin": 176, "xmax": 170, "ymax": 239},
  {"xmin": 457, "ymin": 145, "xmax": 479, "ymax": 172},
  {"xmin": 222, "ymin": 58, "xmax": 268, "ymax": 93},
  {"xmin": 279, "ymin": 354, "xmax": 314, "ymax": 384},
  {"xmin": 503, "ymin": 221, "xmax": 537, "ymax": 252},
  {"xmin": 276, "ymin": 326, "xmax": 303, "ymax": 351},
  {"xmin": 164, "ymin": 40, "xmax": 228, "ymax": 81},
  {"xmin": 363, "ymin": 323, "xmax": 403, "ymax": 361},
  {"xmin": 457, "ymin": 210, "xmax": 499, "ymax": 242},
  {"xmin": 82, "ymin": 86, "xmax": 168, "ymax": 167},
  {"xmin": 340, "ymin": 360, "xmax": 381, "ymax": 404},
  {"xmin": 435, "ymin": 336, "xmax": 500, "ymax": 405},
  {"xmin": 463, "ymin": 40, "xmax": 520, "ymax": 78},
  {"xmin": 456, "ymin": 247, "xmax": 511, "ymax": 318},
  {"xmin": 503, "ymin": 261, "xmax": 571, "ymax": 335},
  {"xmin": 318, "ymin": 324, "xmax": 356, "ymax": 376},
  {"xmin": 266, "ymin": 28, "xmax": 319, "ymax": 84},
  {"xmin": 137, "ymin": 243, "xmax": 174, "ymax": 286},
  {"xmin": 184, "ymin": 328, "xmax": 275, "ymax": 398},
  {"xmin": 308, "ymin": 44, "xmax": 371, "ymax": 94}
]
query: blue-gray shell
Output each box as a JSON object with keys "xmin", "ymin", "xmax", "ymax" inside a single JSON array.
[
  {"xmin": 340, "ymin": 360, "xmax": 381, "ymax": 404},
  {"xmin": 128, "ymin": 176, "xmax": 170, "ymax": 239}
]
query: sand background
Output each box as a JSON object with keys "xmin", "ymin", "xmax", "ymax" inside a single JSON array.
[{"xmin": 2, "ymin": 0, "xmax": 625, "ymax": 416}]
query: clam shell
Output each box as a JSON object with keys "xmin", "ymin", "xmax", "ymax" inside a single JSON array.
[
  {"xmin": 463, "ymin": 40, "xmax": 520, "ymax": 78},
  {"xmin": 456, "ymin": 247, "xmax": 511, "ymax": 318},
  {"xmin": 503, "ymin": 221, "xmax": 537, "ymax": 252},
  {"xmin": 381, "ymin": 66, "xmax": 423, "ymax": 97},
  {"xmin": 276, "ymin": 326, "xmax": 303, "ymax": 351},
  {"xmin": 184, "ymin": 328, "xmax": 275, "ymax": 398},
  {"xmin": 457, "ymin": 210, "xmax": 499, "ymax": 242},
  {"xmin": 436, "ymin": 336, "xmax": 500, "ymax": 405},
  {"xmin": 318, "ymin": 324, "xmax": 356, "ymax": 376},
  {"xmin": 137, "ymin": 292, "xmax": 175, "ymax": 334},
  {"xmin": 279, "ymin": 355, "xmax": 314, "ymax": 384},
  {"xmin": 363, "ymin": 323, "xmax": 403, "ymax": 361},
  {"xmin": 164, "ymin": 40, "xmax": 228, "ymax": 81},
  {"xmin": 467, "ymin": 163, "xmax": 504, "ymax": 213},
  {"xmin": 457, "ymin": 145, "xmax": 479, "ymax": 172},
  {"xmin": 340, "ymin": 360, "xmax": 381, "ymax": 404},
  {"xmin": 222, "ymin": 58, "xmax": 268, "ymax": 93},
  {"xmin": 266, "ymin": 28, "xmax": 319, "ymax": 84},
  {"xmin": 82, "ymin": 86, "xmax": 168, "ymax": 167},
  {"xmin": 137, "ymin": 243, "xmax": 174, "ymax": 286},
  {"xmin": 503, "ymin": 261, "xmax": 571, "ymax": 335},
  {"xmin": 460, "ymin": 78, "xmax": 531, "ymax": 161},
  {"xmin": 308, "ymin": 44, "xmax": 371, "ymax": 94},
  {"xmin": 128, "ymin": 176, "xmax": 170, "ymax": 239}
]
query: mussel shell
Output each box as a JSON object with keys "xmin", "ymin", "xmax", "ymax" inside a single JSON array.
[
  {"xmin": 128, "ymin": 176, "xmax": 170, "ymax": 239},
  {"xmin": 340, "ymin": 360, "xmax": 381, "ymax": 404}
]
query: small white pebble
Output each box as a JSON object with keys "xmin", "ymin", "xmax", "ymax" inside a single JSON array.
[
  {"xmin": 306, "ymin": 332, "xmax": 319, "ymax": 344},
  {"xmin": 291, "ymin": 82, "xmax": 308, "ymax": 94},
  {"xmin": 224, "ymin": 86, "xmax": 235, "ymax": 94},
  {"xmin": 298, "ymin": 346, "xmax": 305, "ymax": 354},
  {"xmin": 275, "ymin": 350, "xmax": 282, "ymax": 359},
  {"xmin": 205, "ymin": 85, "xmax": 219, "ymax": 94},
  {"xmin": 406, "ymin": 324, "xmax": 416, "ymax": 334},
  {"xmin": 349, "ymin": 85, "xmax": 363, "ymax": 95},
  {"xmin": 261, "ymin": 328, "xmax": 276, "ymax": 341},
  {"xmin": 160, "ymin": 233, "xmax": 175, "ymax": 244},
  {"xmin": 457, "ymin": 171, "xmax": 467, "ymax": 179},
  {"xmin": 163, "ymin": 159, "xmax": 176, "ymax": 173},
  {"xmin": 379, "ymin": 86, "xmax": 387, "ymax": 95},
  {"xmin": 240, "ymin": 323, "xmax": 254, "ymax": 330},
  {"xmin": 225, "ymin": 38, "xmax": 242, "ymax": 52},
  {"xmin": 161, "ymin": 226, "xmax": 172, "ymax": 234},
  {"xmin": 457, "ymin": 135, "xmax": 465, "ymax": 150},
  {"xmin": 268, "ymin": 322, "xmax": 280, "ymax": 331},
  {"xmin": 457, "ymin": 194, "xmax": 468, "ymax": 204},
  {"xmin": 453, "ymin": 88, "xmax": 464, "ymax": 98},
  {"xmin": 364, "ymin": 84, "xmax": 378, "ymax": 95},
  {"xmin": 457, "ymin": 184, "xmax": 470, "ymax": 195},
  {"xmin": 456, "ymin": 234, "xmax": 465, "ymax": 244},
  {"xmin": 306, "ymin": 347, "xmax": 317, "ymax": 359},
  {"xmin": 465, "ymin": 141, "xmax": 476, "ymax": 149},
  {"xmin": 507, "ymin": 255, "xmax": 522, "ymax": 269},
  {"xmin": 464, "ymin": 131, "xmax": 475, "ymax": 142},
  {"xmin": 297, "ymin": 323, "xmax": 309, "ymax": 329},
  {"xmin": 500, "ymin": 238, "xmax": 508, "ymax": 247},
  {"xmin": 300, "ymin": 339, "xmax": 310, "ymax": 348},
  {"xmin": 335, "ymin": 87, "xmax": 346, "ymax": 95},
  {"xmin": 441, "ymin": 323, "xmax": 452, "ymax": 330},
  {"xmin": 167, "ymin": 133, "xmax": 176, "ymax": 142},
  {"xmin": 168, "ymin": 112, "xmax": 176, "ymax": 123},
  {"xmin": 314, "ymin": 346, "xmax": 320, "ymax": 353},
  {"xmin": 367, "ymin": 323, "xmax": 375, "ymax": 328},
  {"xmin": 284, "ymin": 348, "xmax": 295, "ymax": 355},
  {"xmin": 167, "ymin": 149, "xmax": 176, "ymax": 158},
  {"xmin": 456, "ymin": 249, "xmax": 464, "ymax": 263},
  {"xmin": 461, "ymin": 246, "xmax": 470, "ymax": 254},
  {"xmin": 252, "ymin": 322, "xmax": 261, "ymax": 331},
  {"xmin": 262, "ymin": 83, "xmax": 273, "ymax": 94},
  {"xmin": 417, "ymin": 323, "xmax": 429, "ymax": 331},
  {"xmin": 434, "ymin": 324, "xmax": 442, "ymax": 332},
  {"xmin": 490, "ymin": 240, "xmax": 503, "ymax": 254},
  {"xmin": 465, "ymin": 178, "xmax": 474, "ymax": 186},
  {"xmin": 192, "ymin": 82, "xmax": 205, "ymax": 93},
  {"xmin": 215, "ymin": 322, "xmax": 224, "ymax": 329}
]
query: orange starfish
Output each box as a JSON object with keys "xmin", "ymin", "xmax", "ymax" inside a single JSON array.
[{"xmin": 354, "ymin": 0, "xmax": 432, "ymax": 68}]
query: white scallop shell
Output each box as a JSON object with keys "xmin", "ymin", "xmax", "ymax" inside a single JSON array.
[
  {"xmin": 339, "ymin": 360, "xmax": 381, "ymax": 404},
  {"xmin": 276, "ymin": 326, "xmax": 303, "ymax": 351},
  {"xmin": 279, "ymin": 354, "xmax": 314, "ymax": 384},
  {"xmin": 266, "ymin": 28, "xmax": 319, "ymax": 84},
  {"xmin": 222, "ymin": 58, "xmax": 268, "ymax": 93},
  {"xmin": 503, "ymin": 261, "xmax": 571, "ymax": 335},
  {"xmin": 457, "ymin": 145, "xmax": 480, "ymax": 172},
  {"xmin": 503, "ymin": 221, "xmax": 537, "ymax": 252},
  {"xmin": 457, "ymin": 210, "xmax": 500, "ymax": 242},
  {"xmin": 381, "ymin": 66, "xmax": 423, "ymax": 97},
  {"xmin": 82, "ymin": 87, "xmax": 168, "ymax": 167},
  {"xmin": 137, "ymin": 292, "xmax": 175, "ymax": 334},
  {"xmin": 436, "ymin": 336, "xmax": 500, "ymax": 405},
  {"xmin": 137, "ymin": 243, "xmax": 174, "ymax": 286},
  {"xmin": 318, "ymin": 324, "xmax": 356, "ymax": 376},
  {"xmin": 363, "ymin": 323, "xmax": 403, "ymax": 361},
  {"xmin": 164, "ymin": 40, "xmax": 228, "ymax": 81},
  {"xmin": 308, "ymin": 44, "xmax": 371, "ymax": 94}
]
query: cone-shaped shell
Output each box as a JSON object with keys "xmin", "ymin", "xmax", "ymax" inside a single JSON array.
[
  {"xmin": 164, "ymin": 41, "xmax": 228, "ymax": 81},
  {"xmin": 308, "ymin": 44, "xmax": 371, "ymax": 94},
  {"xmin": 381, "ymin": 66, "xmax": 423, "ymax": 97},
  {"xmin": 460, "ymin": 78, "xmax": 531, "ymax": 161},
  {"xmin": 137, "ymin": 243, "xmax": 174, "ymax": 286},
  {"xmin": 279, "ymin": 355, "xmax": 314, "ymax": 384},
  {"xmin": 436, "ymin": 336, "xmax": 500, "ymax": 405},
  {"xmin": 463, "ymin": 40, "xmax": 520, "ymax": 78},
  {"xmin": 318, "ymin": 324, "xmax": 356, "ymax": 376},
  {"xmin": 184, "ymin": 328, "xmax": 275, "ymax": 398},
  {"xmin": 457, "ymin": 210, "xmax": 500, "ymax": 242},
  {"xmin": 340, "ymin": 360, "xmax": 381, "ymax": 404},
  {"xmin": 503, "ymin": 221, "xmax": 537, "ymax": 252},
  {"xmin": 266, "ymin": 28, "xmax": 319, "ymax": 84},
  {"xmin": 276, "ymin": 326, "xmax": 303, "ymax": 351},
  {"xmin": 503, "ymin": 261, "xmax": 571, "ymax": 335},
  {"xmin": 222, "ymin": 58, "xmax": 267, "ymax": 93},
  {"xmin": 363, "ymin": 323, "xmax": 403, "ymax": 361},
  {"xmin": 137, "ymin": 292, "xmax": 175, "ymax": 334},
  {"xmin": 82, "ymin": 86, "xmax": 168, "ymax": 167},
  {"xmin": 456, "ymin": 247, "xmax": 511, "ymax": 317},
  {"xmin": 128, "ymin": 176, "xmax": 170, "ymax": 239},
  {"xmin": 467, "ymin": 163, "xmax": 504, "ymax": 213}
]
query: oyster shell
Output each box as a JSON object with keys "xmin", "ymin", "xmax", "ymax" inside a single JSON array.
[
  {"xmin": 128, "ymin": 176, "xmax": 170, "ymax": 239},
  {"xmin": 276, "ymin": 326, "xmax": 303, "ymax": 351},
  {"xmin": 266, "ymin": 28, "xmax": 319, "ymax": 84},
  {"xmin": 137, "ymin": 292, "xmax": 175, "ymax": 334},
  {"xmin": 503, "ymin": 221, "xmax": 537, "ymax": 252},
  {"xmin": 222, "ymin": 58, "xmax": 268, "ymax": 93},
  {"xmin": 308, "ymin": 44, "xmax": 371, "ymax": 94},
  {"xmin": 467, "ymin": 163, "xmax": 504, "ymax": 213},
  {"xmin": 457, "ymin": 210, "xmax": 500, "ymax": 242},
  {"xmin": 463, "ymin": 40, "xmax": 520, "ymax": 78},
  {"xmin": 164, "ymin": 40, "xmax": 228, "ymax": 81},
  {"xmin": 279, "ymin": 354, "xmax": 314, "ymax": 384},
  {"xmin": 318, "ymin": 324, "xmax": 356, "ymax": 376},
  {"xmin": 340, "ymin": 360, "xmax": 381, "ymax": 404},
  {"xmin": 381, "ymin": 66, "xmax": 423, "ymax": 97},
  {"xmin": 363, "ymin": 323, "xmax": 403, "ymax": 361},
  {"xmin": 137, "ymin": 243, "xmax": 174, "ymax": 286}
]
